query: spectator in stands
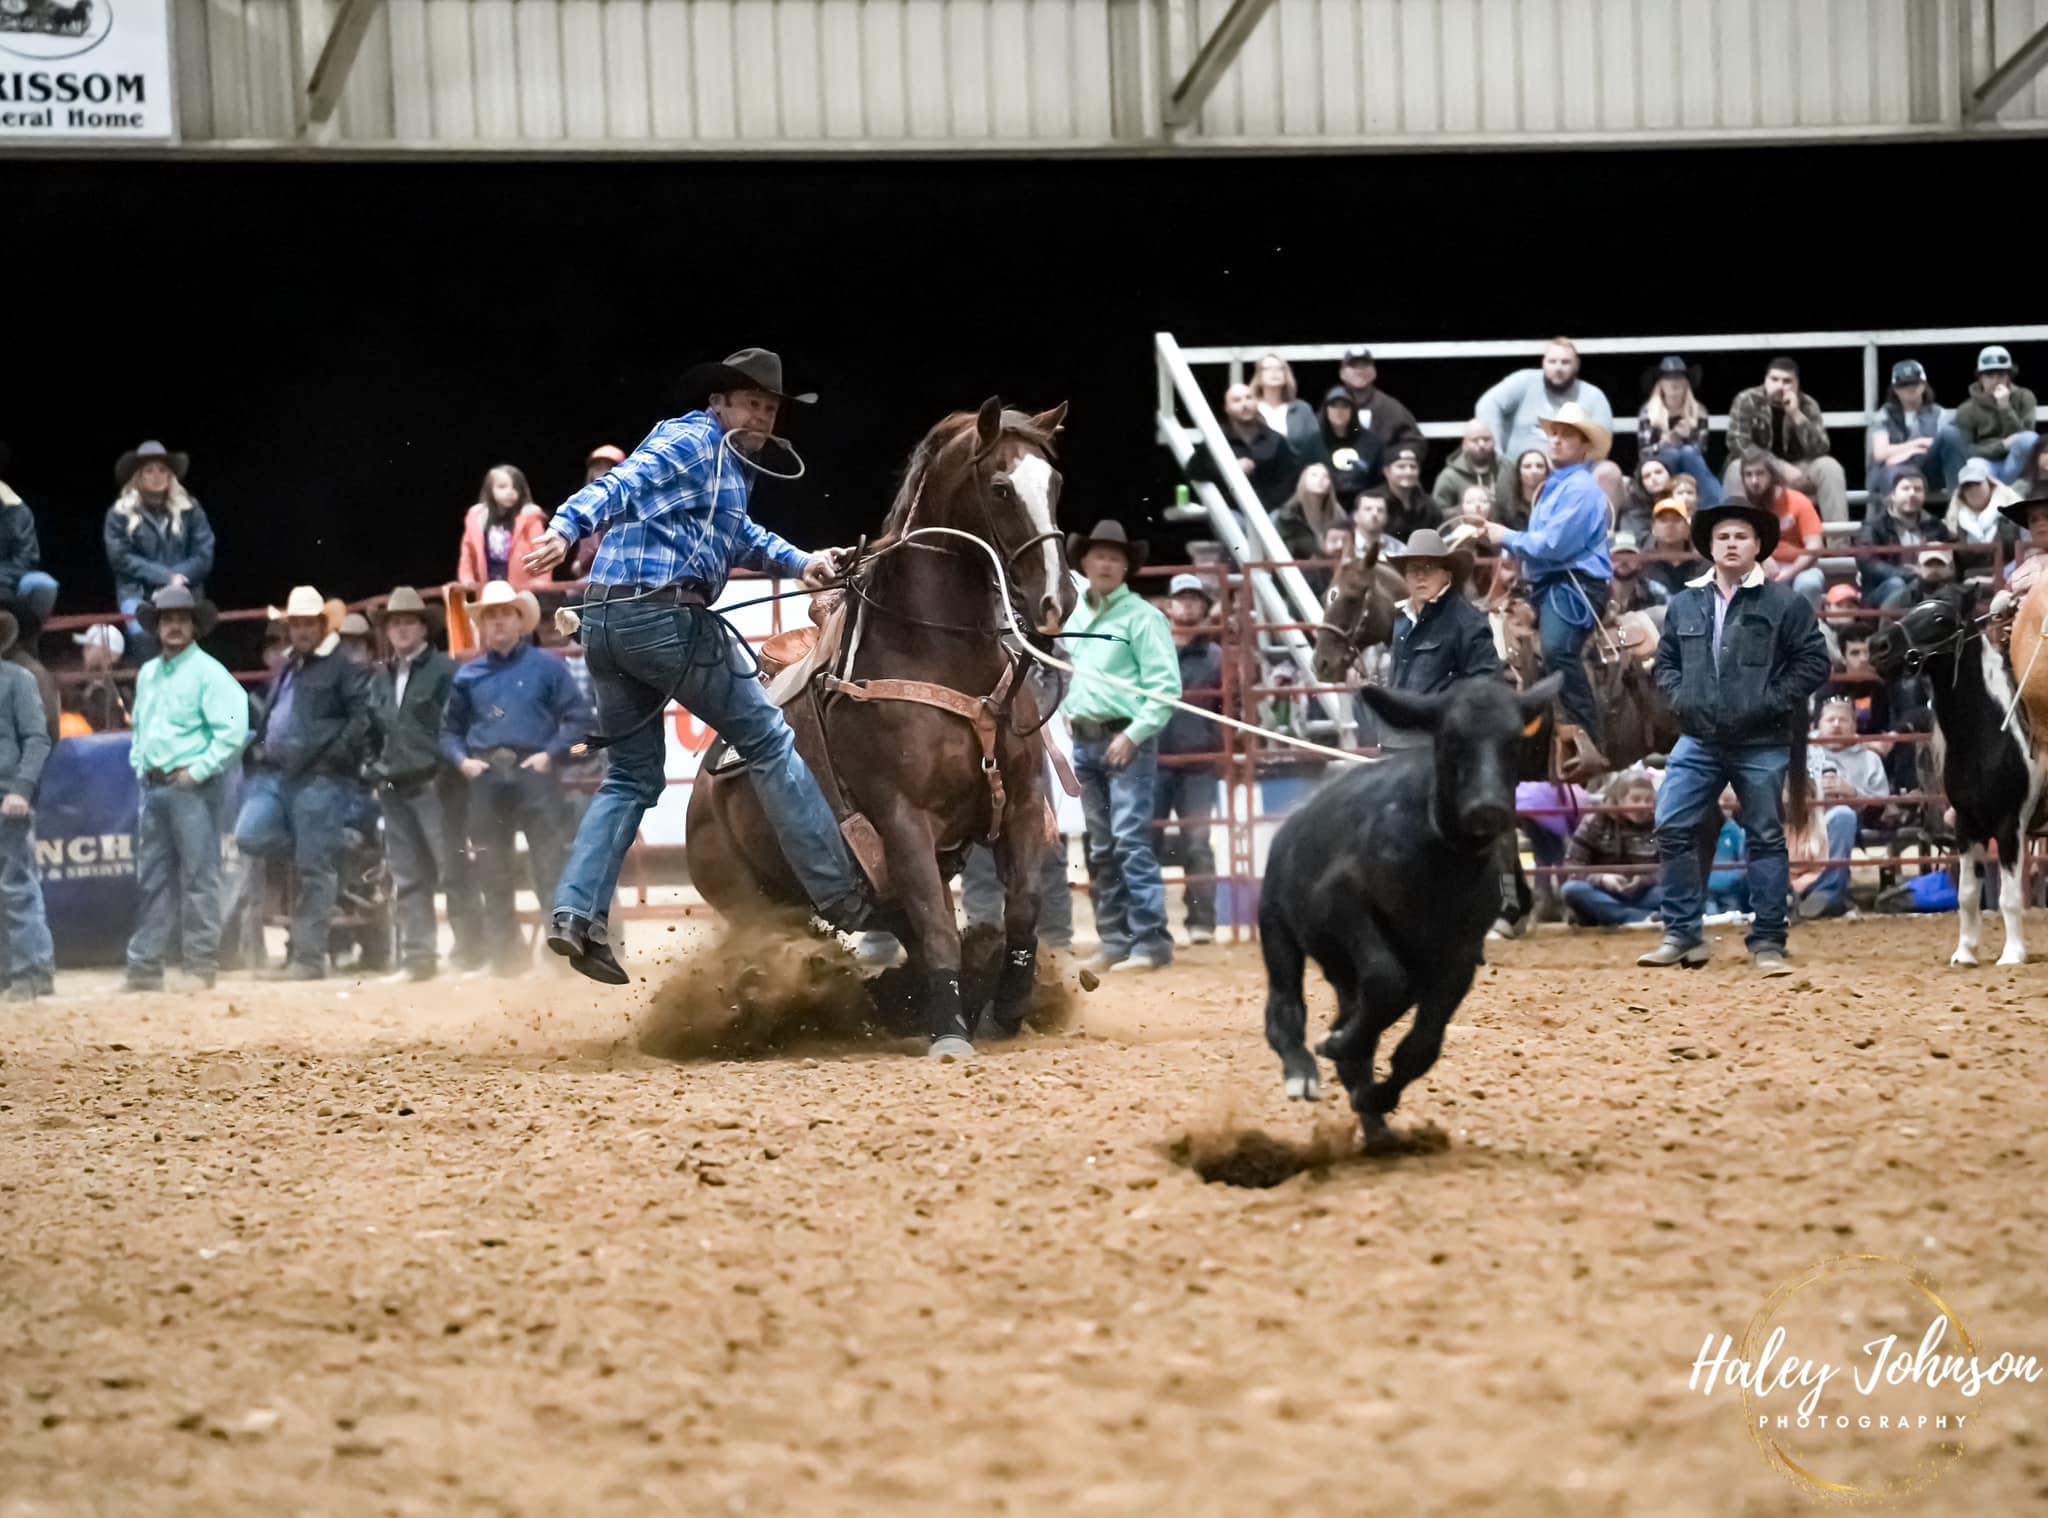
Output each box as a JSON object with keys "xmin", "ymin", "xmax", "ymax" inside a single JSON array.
[
  {"xmin": 1820, "ymin": 627, "xmax": 1894, "ymax": 739},
  {"xmin": 336, "ymin": 612, "xmax": 376, "ymax": 667},
  {"xmin": 1367, "ymin": 442, "xmax": 1435, "ymax": 541},
  {"xmin": 1997, "ymin": 493, "xmax": 2048, "ymax": 597},
  {"xmin": 1251, "ymin": 354, "xmax": 1321, "ymax": 466},
  {"xmin": 1807, "ymin": 695, "xmax": 1890, "ymax": 804},
  {"xmin": 1735, "ymin": 449, "xmax": 1827, "ymax": 606},
  {"xmin": 1946, "ymin": 456, "xmax": 2023, "ymax": 548},
  {"xmin": 1642, "ymin": 499, "xmax": 1706, "ymax": 598},
  {"xmin": 1336, "ymin": 347, "xmax": 1425, "ymax": 458},
  {"xmin": 443, "ymin": 582, "xmax": 588, "ymax": 976},
  {"xmin": 1456, "ymin": 483, "xmax": 1499, "ymax": 526},
  {"xmin": 1638, "ymin": 498, "xmax": 1831, "ymax": 975},
  {"xmin": 1, "ymin": 611, "xmax": 57, "ymax": 748},
  {"xmin": 457, "ymin": 464, "xmax": 551, "ymax": 592},
  {"xmin": 1789, "ymin": 788, "xmax": 1861, "ymax": 920},
  {"xmin": 2017, "ymin": 435, "xmax": 2048, "ymax": 499},
  {"xmin": 1869, "ymin": 360, "xmax": 1966, "ymax": 499},
  {"xmin": 1462, "ymin": 404, "xmax": 1615, "ymax": 763},
  {"xmin": 1502, "ymin": 448, "xmax": 1551, "ymax": 530},
  {"xmin": 1312, "ymin": 389, "xmax": 1380, "ymax": 504},
  {"xmin": 1636, "ymin": 357, "xmax": 1720, "ymax": 501},
  {"xmin": 1725, "ymin": 357, "xmax": 1849, "ymax": 523},
  {"xmin": 1157, "ymin": 574, "xmax": 1224, "ymax": 944},
  {"xmin": 1272, "ymin": 463, "xmax": 1348, "ymax": 563},
  {"xmin": 1350, "ymin": 491, "xmax": 1407, "ymax": 562},
  {"xmin": 1952, "ymin": 344, "xmax": 2038, "ymax": 484},
  {"xmin": 1560, "ymin": 772, "xmax": 1662, "ymax": 927},
  {"xmin": 0, "ymin": 619, "xmax": 54, "ymax": 1002},
  {"xmin": 124, "ymin": 585, "xmax": 247, "ymax": 994},
  {"xmin": 231, "ymin": 587, "xmax": 372, "ymax": 981},
  {"xmin": 1383, "ymin": 531, "xmax": 1498, "ymax": 719},
  {"xmin": 1431, "ymin": 419, "xmax": 1512, "ymax": 517},
  {"xmin": 369, "ymin": 586, "xmax": 481, "ymax": 982},
  {"xmin": 1618, "ymin": 455, "xmax": 1677, "ymax": 543},
  {"xmin": 569, "ymin": 445, "xmax": 626, "ymax": 579},
  {"xmin": 1857, "ymin": 469, "xmax": 1954, "ymax": 609},
  {"xmin": 1607, "ymin": 533, "xmax": 1666, "ymax": 614},
  {"xmin": 1196, "ymin": 384, "xmax": 1295, "ymax": 511},
  {"xmin": 1064, "ymin": 522, "xmax": 1181, "ymax": 974},
  {"xmin": 68, "ymin": 624, "xmax": 129, "ymax": 731},
  {"xmin": 103, "ymin": 441, "xmax": 215, "ymax": 663},
  {"xmin": 0, "ymin": 445, "xmax": 59, "ymax": 624},
  {"xmin": 1477, "ymin": 337, "xmax": 1615, "ymax": 462},
  {"xmin": 1912, "ymin": 546, "xmax": 1958, "ymax": 602}
]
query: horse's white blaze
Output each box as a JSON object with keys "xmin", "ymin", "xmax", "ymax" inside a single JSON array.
[{"xmin": 1009, "ymin": 453, "xmax": 1062, "ymax": 613}]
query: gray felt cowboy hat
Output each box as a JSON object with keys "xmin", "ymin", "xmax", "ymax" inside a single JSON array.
[
  {"xmin": 114, "ymin": 440, "xmax": 190, "ymax": 489},
  {"xmin": 1386, "ymin": 527, "xmax": 1475, "ymax": 582},
  {"xmin": 1066, "ymin": 519, "xmax": 1148, "ymax": 572},
  {"xmin": 676, "ymin": 349, "xmax": 818, "ymax": 411},
  {"xmin": 135, "ymin": 582, "xmax": 220, "ymax": 640}
]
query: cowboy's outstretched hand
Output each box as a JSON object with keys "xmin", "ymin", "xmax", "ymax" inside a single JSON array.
[
  {"xmin": 523, "ymin": 532, "xmax": 570, "ymax": 575},
  {"xmin": 801, "ymin": 548, "xmax": 852, "ymax": 590},
  {"xmin": 1461, "ymin": 515, "xmax": 1511, "ymax": 546}
]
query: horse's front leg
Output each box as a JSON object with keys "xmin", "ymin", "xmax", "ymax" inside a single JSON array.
[
  {"xmin": 870, "ymin": 801, "xmax": 973, "ymax": 1058},
  {"xmin": 983, "ymin": 796, "xmax": 1051, "ymax": 1040}
]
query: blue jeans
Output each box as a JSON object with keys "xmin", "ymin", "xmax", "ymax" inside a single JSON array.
[
  {"xmin": 1538, "ymin": 577, "xmax": 1609, "ymax": 740},
  {"xmin": 1654, "ymin": 445, "xmax": 1723, "ymax": 506},
  {"xmin": 1989, "ymin": 430, "xmax": 2040, "ymax": 484},
  {"xmin": 468, "ymin": 766, "xmax": 571, "ymax": 967},
  {"xmin": 1560, "ymin": 879, "xmax": 1663, "ymax": 926},
  {"xmin": 382, "ymin": 775, "xmax": 482, "ymax": 973},
  {"xmin": 1073, "ymin": 733, "xmax": 1171, "ymax": 960},
  {"xmin": 556, "ymin": 599, "xmax": 861, "ymax": 928},
  {"xmin": 1654, "ymin": 736, "xmax": 1791, "ymax": 951},
  {"xmin": 1798, "ymin": 805, "xmax": 1860, "ymax": 917},
  {"xmin": 0, "ymin": 814, "xmax": 53, "ymax": 989},
  {"xmin": 233, "ymin": 771, "xmax": 349, "ymax": 974},
  {"xmin": 9, "ymin": 571, "xmax": 58, "ymax": 623},
  {"xmin": 127, "ymin": 773, "xmax": 227, "ymax": 983},
  {"xmin": 959, "ymin": 837, "xmax": 1074, "ymax": 949}
]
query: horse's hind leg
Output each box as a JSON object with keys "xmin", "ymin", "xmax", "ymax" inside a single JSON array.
[{"xmin": 871, "ymin": 802, "xmax": 973, "ymax": 1056}]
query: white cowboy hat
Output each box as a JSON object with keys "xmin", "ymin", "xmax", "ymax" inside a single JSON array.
[
  {"xmin": 1538, "ymin": 402, "xmax": 1613, "ymax": 461},
  {"xmin": 268, "ymin": 585, "xmax": 347, "ymax": 635},
  {"xmin": 466, "ymin": 580, "xmax": 541, "ymax": 636}
]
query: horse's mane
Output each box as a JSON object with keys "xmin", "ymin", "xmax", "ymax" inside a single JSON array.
[{"xmin": 878, "ymin": 408, "xmax": 1059, "ymax": 537}]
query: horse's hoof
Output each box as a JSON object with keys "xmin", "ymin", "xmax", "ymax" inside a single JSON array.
[
  {"xmin": 1950, "ymin": 950, "xmax": 1980, "ymax": 968},
  {"xmin": 1997, "ymin": 947, "xmax": 2029, "ymax": 967},
  {"xmin": 1283, "ymin": 1074, "xmax": 1320, "ymax": 1101},
  {"xmin": 928, "ymin": 1036, "xmax": 976, "ymax": 1062}
]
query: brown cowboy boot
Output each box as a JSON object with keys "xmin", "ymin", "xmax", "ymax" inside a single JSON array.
[{"xmin": 1553, "ymin": 723, "xmax": 1611, "ymax": 784}]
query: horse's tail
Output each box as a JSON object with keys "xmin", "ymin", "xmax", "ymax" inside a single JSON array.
[{"xmin": 1785, "ymin": 717, "xmax": 1812, "ymax": 834}]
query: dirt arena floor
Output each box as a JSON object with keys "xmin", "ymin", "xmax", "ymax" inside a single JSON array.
[{"xmin": 4, "ymin": 913, "xmax": 2046, "ymax": 1516}]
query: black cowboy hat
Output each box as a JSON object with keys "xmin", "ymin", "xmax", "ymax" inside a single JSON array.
[
  {"xmin": 1690, "ymin": 501, "xmax": 1780, "ymax": 559},
  {"xmin": 1640, "ymin": 355, "xmax": 1704, "ymax": 395},
  {"xmin": 115, "ymin": 440, "xmax": 190, "ymax": 489},
  {"xmin": 1067, "ymin": 519, "xmax": 1148, "ymax": 571},
  {"xmin": 675, "ymin": 349, "xmax": 818, "ymax": 412},
  {"xmin": 135, "ymin": 583, "xmax": 220, "ymax": 640},
  {"xmin": 1997, "ymin": 490, "xmax": 2048, "ymax": 532}
]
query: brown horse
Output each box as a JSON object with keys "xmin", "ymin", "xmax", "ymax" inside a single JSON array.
[{"xmin": 686, "ymin": 399, "xmax": 1076, "ymax": 1057}]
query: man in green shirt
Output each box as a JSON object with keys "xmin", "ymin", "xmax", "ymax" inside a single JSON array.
[
  {"xmin": 126, "ymin": 584, "xmax": 249, "ymax": 991},
  {"xmin": 1062, "ymin": 521, "xmax": 1182, "ymax": 972}
]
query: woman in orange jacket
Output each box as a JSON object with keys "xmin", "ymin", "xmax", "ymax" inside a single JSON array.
[{"xmin": 457, "ymin": 465, "xmax": 550, "ymax": 591}]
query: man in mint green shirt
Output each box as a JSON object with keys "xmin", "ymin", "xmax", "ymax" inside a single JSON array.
[
  {"xmin": 126, "ymin": 585, "xmax": 249, "ymax": 991},
  {"xmin": 1062, "ymin": 520, "xmax": 1182, "ymax": 972}
]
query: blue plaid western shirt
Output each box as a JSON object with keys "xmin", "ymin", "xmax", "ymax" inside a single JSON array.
[{"xmin": 547, "ymin": 410, "xmax": 811, "ymax": 594}]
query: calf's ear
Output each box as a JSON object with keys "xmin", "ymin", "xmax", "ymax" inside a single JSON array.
[
  {"xmin": 1517, "ymin": 672, "xmax": 1565, "ymax": 718},
  {"xmin": 1360, "ymin": 684, "xmax": 1448, "ymax": 734}
]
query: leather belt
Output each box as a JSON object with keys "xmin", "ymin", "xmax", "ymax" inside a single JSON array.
[
  {"xmin": 1068, "ymin": 716, "xmax": 1130, "ymax": 741},
  {"xmin": 584, "ymin": 582, "xmax": 710, "ymax": 607}
]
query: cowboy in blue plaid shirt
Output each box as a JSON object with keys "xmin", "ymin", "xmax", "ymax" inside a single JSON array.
[{"xmin": 522, "ymin": 349, "xmax": 875, "ymax": 983}]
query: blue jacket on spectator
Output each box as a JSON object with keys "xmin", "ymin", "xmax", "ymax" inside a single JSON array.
[
  {"xmin": 1502, "ymin": 463, "xmax": 1613, "ymax": 586},
  {"xmin": 1158, "ymin": 637, "xmax": 1225, "ymax": 764},
  {"xmin": 1653, "ymin": 566, "xmax": 1832, "ymax": 748},
  {"xmin": 103, "ymin": 487, "xmax": 216, "ymax": 609},
  {"xmin": 440, "ymin": 645, "xmax": 589, "ymax": 768}
]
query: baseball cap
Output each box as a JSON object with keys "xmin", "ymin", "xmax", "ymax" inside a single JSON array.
[
  {"xmin": 1957, "ymin": 456, "xmax": 1995, "ymax": 487},
  {"xmin": 1385, "ymin": 441, "xmax": 1425, "ymax": 467},
  {"xmin": 1322, "ymin": 385, "xmax": 1354, "ymax": 406},
  {"xmin": 1976, "ymin": 344, "xmax": 2013, "ymax": 372},
  {"xmin": 1341, "ymin": 346, "xmax": 1374, "ymax": 365},
  {"xmin": 1917, "ymin": 547, "xmax": 1954, "ymax": 568},
  {"xmin": 1651, "ymin": 497, "xmax": 1691, "ymax": 519},
  {"xmin": 1611, "ymin": 532, "xmax": 1641, "ymax": 553},
  {"xmin": 73, "ymin": 623, "xmax": 125, "ymax": 658},
  {"xmin": 1890, "ymin": 358, "xmax": 1928, "ymax": 387},
  {"xmin": 1167, "ymin": 572, "xmax": 1211, "ymax": 599}
]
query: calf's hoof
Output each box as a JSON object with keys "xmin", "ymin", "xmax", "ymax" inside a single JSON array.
[{"xmin": 928, "ymin": 1035, "xmax": 976, "ymax": 1062}]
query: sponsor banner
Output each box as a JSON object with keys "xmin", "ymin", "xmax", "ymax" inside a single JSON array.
[
  {"xmin": 0, "ymin": 0, "xmax": 176, "ymax": 142},
  {"xmin": 35, "ymin": 732, "xmax": 140, "ymax": 968}
]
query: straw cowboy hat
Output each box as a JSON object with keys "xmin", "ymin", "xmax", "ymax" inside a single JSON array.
[
  {"xmin": 1538, "ymin": 402, "xmax": 1613, "ymax": 461},
  {"xmin": 467, "ymin": 580, "xmax": 541, "ymax": 636},
  {"xmin": 1066, "ymin": 519, "xmax": 1148, "ymax": 571},
  {"xmin": 338, "ymin": 612, "xmax": 374, "ymax": 640},
  {"xmin": 270, "ymin": 585, "xmax": 347, "ymax": 635},
  {"xmin": 114, "ymin": 440, "xmax": 190, "ymax": 489},
  {"xmin": 1387, "ymin": 527, "xmax": 1475, "ymax": 582},
  {"xmin": 676, "ymin": 348, "xmax": 818, "ymax": 412},
  {"xmin": 1689, "ymin": 501, "xmax": 1780, "ymax": 559},
  {"xmin": 371, "ymin": 585, "xmax": 442, "ymax": 629},
  {"xmin": 134, "ymin": 583, "xmax": 220, "ymax": 640}
]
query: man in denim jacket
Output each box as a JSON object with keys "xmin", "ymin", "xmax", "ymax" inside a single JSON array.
[{"xmin": 1638, "ymin": 501, "xmax": 1830, "ymax": 976}]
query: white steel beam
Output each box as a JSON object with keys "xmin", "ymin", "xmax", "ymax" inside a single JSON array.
[
  {"xmin": 1163, "ymin": 0, "xmax": 1279, "ymax": 131},
  {"xmin": 304, "ymin": 0, "xmax": 387, "ymax": 129},
  {"xmin": 1968, "ymin": 18, "xmax": 2048, "ymax": 123}
]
